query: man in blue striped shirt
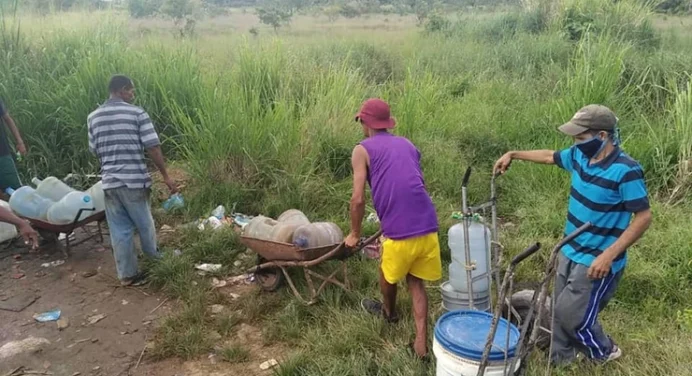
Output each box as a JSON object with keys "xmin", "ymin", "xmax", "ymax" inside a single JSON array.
[
  {"xmin": 88, "ymin": 75, "xmax": 178, "ymax": 286},
  {"xmin": 494, "ymin": 104, "xmax": 652, "ymax": 365}
]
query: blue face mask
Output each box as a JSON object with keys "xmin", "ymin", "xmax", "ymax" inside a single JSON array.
[{"xmin": 575, "ymin": 134, "xmax": 607, "ymax": 159}]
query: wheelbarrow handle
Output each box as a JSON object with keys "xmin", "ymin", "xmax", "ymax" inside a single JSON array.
[{"xmin": 510, "ymin": 242, "xmax": 542, "ymax": 266}]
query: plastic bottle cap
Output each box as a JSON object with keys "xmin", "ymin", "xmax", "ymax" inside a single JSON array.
[{"xmin": 83, "ymin": 196, "xmax": 91, "ymax": 203}]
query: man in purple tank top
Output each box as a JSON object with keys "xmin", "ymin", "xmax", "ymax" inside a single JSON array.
[{"xmin": 345, "ymin": 98, "xmax": 441, "ymax": 358}]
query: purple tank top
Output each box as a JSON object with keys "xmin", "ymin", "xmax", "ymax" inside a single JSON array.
[{"xmin": 360, "ymin": 132, "xmax": 438, "ymax": 240}]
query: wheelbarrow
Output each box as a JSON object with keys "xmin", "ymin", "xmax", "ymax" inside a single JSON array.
[
  {"xmin": 24, "ymin": 208, "xmax": 106, "ymax": 258},
  {"xmin": 242, "ymin": 230, "xmax": 382, "ymax": 304}
]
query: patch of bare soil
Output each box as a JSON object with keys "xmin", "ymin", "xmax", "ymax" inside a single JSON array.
[
  {"xmin": 1, "ymin": 226, "xmax": 289, "ymax": 376},
  {"xmin": 138, "ymin": 321, "xmax": 288, "ymax": 376}
]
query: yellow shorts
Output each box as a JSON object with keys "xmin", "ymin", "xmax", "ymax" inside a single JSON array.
[{"xmin": 381, "ymin": 232, "xmax": 442, "ymax": 284}]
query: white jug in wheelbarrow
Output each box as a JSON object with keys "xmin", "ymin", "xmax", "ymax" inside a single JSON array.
[
  {"xmin": 31, "ymin": 177, "xmax": 75, "ymax": 202},
  {"xmin": 6, "ymin": 186, "xmax": 55, "ymax": 221},
  {"xmin": 46, "ymin": 191, "xmax": 94, "ymax": 224}
]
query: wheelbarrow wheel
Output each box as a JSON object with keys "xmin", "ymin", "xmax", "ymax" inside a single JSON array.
[{"xmin": 255, "ymin": 255, "xmax": 284, "ymax": 292}]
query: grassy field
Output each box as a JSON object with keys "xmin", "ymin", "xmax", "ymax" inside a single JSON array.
[{"xmin": 2, "ymin": 0, "xmax": 692, "ymax": 375}]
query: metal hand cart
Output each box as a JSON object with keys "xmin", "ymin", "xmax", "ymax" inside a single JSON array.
[{"xmin": 476, "ymin": 222, "xmax": 593, "ymax": 376}]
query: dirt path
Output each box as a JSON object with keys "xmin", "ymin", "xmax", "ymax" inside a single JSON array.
[
  {"xmin": 1, "ymin": 227, "xmax": 287, "ymax": 376},
  {"xmin": 0, "ymin": 229, "xmax": 170, "ymax": 376}
]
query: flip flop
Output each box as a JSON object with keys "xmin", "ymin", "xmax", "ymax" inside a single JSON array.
[{"xmin": 361, "ymin": 298, "xmax": 399, "ymax": 323}]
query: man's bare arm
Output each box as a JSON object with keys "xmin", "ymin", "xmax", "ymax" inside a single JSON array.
[
  {"xmin": 494, "ymin": 150, "xmax": 555, "ymax": 175},
  {"xmin": 2, "ymin": 113, "xmax": 26, "ymax": 155},
  {"xmin": 602, "ymin": 209, "xmax": 652, "ymax": 260},
  {"xmin": 349, "ymin": 145, "xmax": 368, "ymax": 238},
  {"xmin": 147, "ymin": 145, "xmax": 178, "ymax": 193}
]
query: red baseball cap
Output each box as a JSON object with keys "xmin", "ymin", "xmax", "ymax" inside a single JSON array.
[{"xmin": 355, "ymin": 98, "xmax": 396, "ymax": 130}]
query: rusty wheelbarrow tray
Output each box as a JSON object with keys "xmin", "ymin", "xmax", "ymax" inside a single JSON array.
[
  {"xmin": 242, "ymin": 230, "xmax": 382, "ymax": 304},
  {"xmin": 24, "ymin": 208, "xmax": 106, "ymax": 258}
]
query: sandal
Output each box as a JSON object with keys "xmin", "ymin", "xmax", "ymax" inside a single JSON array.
[{"xmin": 361, "ymin": 298, "xmax": 399, "ymax": 323}]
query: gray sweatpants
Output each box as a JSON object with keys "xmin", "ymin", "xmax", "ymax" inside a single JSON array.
[{"xmin": 551, "ymin": 252, "xmax": 623, "ymax": 364}]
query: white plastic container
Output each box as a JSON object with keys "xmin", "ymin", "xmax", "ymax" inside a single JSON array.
[
  {"xmin": 448, "ymin": 219, "xmax": 491, "ymax": 294},
  {"xmin": 243, "ymin": 215, "xmax": 279, "ymax": 241},
  {"xmin": 270, "ymin": 209, "xmax": 312, "ymax": 243},
  {"xmin": 7, "ymin": 186, "xmax": 55, "ymax": 221},
  {"xmin": 433, "ymin": 310, "xmax": 520, "ymax": 376},
  {"xmin": 292, "ymin": 222, "xmax": 343, "ymax": 249},
  {"xmin": 31, "ymin": 177, "xmax": 75, "ymax": 202},
  {"xmin": 277, "ymin": 209, "xmax": 310, "ymax": 224},
  {"xmin": 46, "ymin": 191, "xmax": 94, "ymax": 224},
  {"xmin": 440, "ymin": 281, "xmax": 491, "ymax": 313},
  {"xmin": 0, "ymin": 200, "xmax": 18, "ymax": 243},
  {"xmin": 85, "ymin": 181, "xmax": 105, "ymax": 212}
]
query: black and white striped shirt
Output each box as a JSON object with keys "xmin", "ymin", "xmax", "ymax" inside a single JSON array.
[{"xmin": 87, "ymin": 98, "xmax": 161, "ymax": 190}]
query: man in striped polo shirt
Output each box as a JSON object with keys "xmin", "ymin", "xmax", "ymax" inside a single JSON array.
[
  {"xmin": 88, "ymin": 75, "xmax": 177, "ymax": 286},
  {"xmin": 493, "ymin": 105, "xmax": 652, "ymax": 365}
]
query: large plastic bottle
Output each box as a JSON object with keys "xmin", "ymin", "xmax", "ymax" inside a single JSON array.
[
  {"xmin": 292, "ymin": 222, "xmax": 343, "ymax": 249},
  {"xmin": 31, "ymin": 177, "xmax": 75, "ymax": 202},
  {"xmin": 46, "ymin": 191, "xmax": 94, "ymax": 224},
  {"xmin": 0, "ymin": 200, "xmax": 18, "ymax": 243},
  {"xmin": 270, "ymin": 209, "xmax": 311, "ymax": 243},
  {"xmin": 6, "ymin": 186, "xmax": 55, "ymax": 221},
  {"xmin": 85, "ymin": 181, "xmax": 105, "ymax": 212},
  {"xmin": 277, "ymin": 209, "xmax": 310, "ymax": 224},
  {"xmin": 448, "ymin": 218, "xmax": 491, "ymax": 294},
  {"xmin": 243, "ymin": 215, "xmax": 278, "ymax": 241}
]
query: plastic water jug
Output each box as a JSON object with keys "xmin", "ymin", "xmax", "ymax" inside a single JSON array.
[
  {"xmin": 6, "ymin": 186, "xmax": 55, "ymax": 221},
  {"xmin": 243, "ymin": 215, "xmax": 278, "ymax": 241},
  {"xmin": 31, "ymin": 177, "xmax": 75, "ymax": 202},
  {"xmin": 0, "ymin": 200, "xmax": 18, "ymax": 243},
  {"xmin": 269, "ymin": 209, "xmax": 311, "ymax": 243},
  {"xmin": 448, "ymin": 217, "xmax": 491, "ymax": 294},
  {"xmin": 85, "ymin": 181, "xmax": 105, "ymax": 212},
  {"xmin": 292, "ymin": 222, "xmax": 343, "ymax": 249},
  {"xmin": 46, "ymin": 191, "xmax": 94, "ymax": 224},
  {"xmin": 277, "ymin": 209, "xmax": 310, "ymax": 225}
]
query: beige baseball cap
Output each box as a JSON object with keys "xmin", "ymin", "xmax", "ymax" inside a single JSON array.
[{"xmin": 558, "ymin": 104, "xmax": 618, "ymax": 136}]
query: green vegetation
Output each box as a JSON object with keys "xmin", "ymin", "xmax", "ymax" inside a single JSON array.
[
  {"xmin": 220, "ymin": 344, "xmax": 251, "ymax": 363},
  {"xmin": 1, "ymin": 0, "xmax": 692, "ymax": 374}
]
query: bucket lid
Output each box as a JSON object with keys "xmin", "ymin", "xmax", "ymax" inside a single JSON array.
[{"xmin": 434, "ymin": 310, "xmax": 519, "ymax": 361}]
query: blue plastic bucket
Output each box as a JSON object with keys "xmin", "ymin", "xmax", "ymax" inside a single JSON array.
[{"xmin": 434, "ymin": 310, "xmax": 520, "ymax": 362}]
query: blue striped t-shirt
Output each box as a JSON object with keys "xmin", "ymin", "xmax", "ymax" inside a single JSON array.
[{"xmin": 553, "ymin": 146, "xmax": 650, "ymax": 274}]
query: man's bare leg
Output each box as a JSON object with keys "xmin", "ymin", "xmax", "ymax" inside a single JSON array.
[
  {"xmin": 380, "ymin": 267, "xmax": 397, "ymax": 319},
  {"xmin": 407, "ymin": 274, "xmax": 428, "ymax": 357}
]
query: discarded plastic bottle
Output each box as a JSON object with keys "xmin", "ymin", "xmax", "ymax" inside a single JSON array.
[
  {"xmin": 162, "ymin": 193, "xmax": 184, "ymax": 212},
  {"xmin": 211, "ymin": 205, "xmax": 225, "ymax": 219}
]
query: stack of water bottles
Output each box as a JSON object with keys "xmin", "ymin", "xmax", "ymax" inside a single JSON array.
[{"xmin": 4, "ymin": 176, "xmax": 105, "ymax": 225}]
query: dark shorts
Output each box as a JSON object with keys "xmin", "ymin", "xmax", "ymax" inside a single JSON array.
[{"xmin": 0, "ymin": 154, "xmax": 21, "ymax": 191}]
